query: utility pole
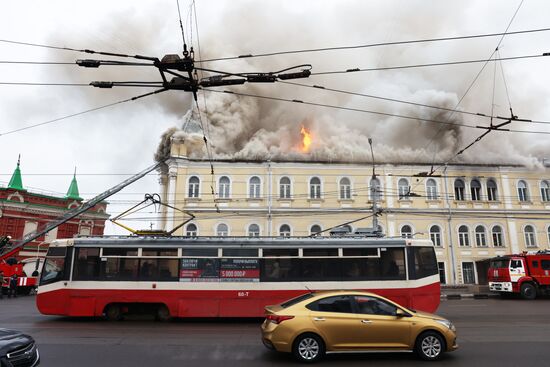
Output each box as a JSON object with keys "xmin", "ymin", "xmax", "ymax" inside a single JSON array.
[
  {"xmin": 443, "ymin": 165, "xmax": 457, "ymax": 284},
  {"xmin": 368, "ymin": 138, "xmax": 379, "ymax": 232}
]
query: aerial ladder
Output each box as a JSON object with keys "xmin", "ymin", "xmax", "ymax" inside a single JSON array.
[{"xmin": 0, "ymin": 161, "xmax": 163, "ymax": 261}]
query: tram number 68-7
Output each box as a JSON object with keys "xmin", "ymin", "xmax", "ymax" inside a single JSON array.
[{"xmin": 237, "ymin": 291, "xmax": 249, "ymax": 297}]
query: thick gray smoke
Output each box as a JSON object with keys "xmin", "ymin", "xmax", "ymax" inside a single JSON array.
[{"xmin": 48, "ymin": 0, "xmax": 549, "ymax": 168}]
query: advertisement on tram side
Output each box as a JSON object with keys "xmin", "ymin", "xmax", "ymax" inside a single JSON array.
[{"xmin": 179, "ymin": 258, "xmax": 260, "ymax": 282}]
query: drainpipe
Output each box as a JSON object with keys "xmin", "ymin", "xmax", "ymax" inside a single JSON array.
[{"xmin": 443, "ymin": 165, "xmax": 457, "ymax": 284}]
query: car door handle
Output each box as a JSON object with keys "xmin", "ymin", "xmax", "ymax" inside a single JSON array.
[
  {"xmin": 313, "ymin": 317, "xmax": 325, "ymax": 321},
  {"xmin": 361, "ymin": 319, "xmax": 372, "ymax": 324}
]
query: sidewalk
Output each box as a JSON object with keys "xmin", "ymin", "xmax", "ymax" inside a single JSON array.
[{"xmin": 441, "ymin": 284, "xmax": 500, "ymax": 300}]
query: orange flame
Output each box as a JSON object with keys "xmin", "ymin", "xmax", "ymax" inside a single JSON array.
[{"xmin": 300, "ymin": 125, "xmax": 312, "ymax": 152}]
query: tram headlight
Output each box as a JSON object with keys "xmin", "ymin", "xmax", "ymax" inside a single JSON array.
[{"xmin": 435, "ymin": 319, "xmax": 456, "ymax": 332}]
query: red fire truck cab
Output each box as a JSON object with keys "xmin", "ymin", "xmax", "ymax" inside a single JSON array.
[{"xmin": 488, "ymin": 251, "xmax": 550, "ymax": 300}]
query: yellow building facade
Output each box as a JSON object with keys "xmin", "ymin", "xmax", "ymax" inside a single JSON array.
[{"xmin": 159, "ymin": 140, "xmax": 550, "ymax": 285}]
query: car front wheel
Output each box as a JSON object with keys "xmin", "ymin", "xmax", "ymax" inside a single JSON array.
[
  {"xmin": 415, "ymin": 331, "xmax": 445, "ymax": 361},
  {"xmin": 520, "ymin": 283, "xmax": 537, "ymax": 300},
  {"xmin": 292, "ymin": 333, "xmax": 325, "ymax": 363}
]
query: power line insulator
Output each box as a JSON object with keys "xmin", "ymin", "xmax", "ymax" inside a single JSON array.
[
  {"xmin": 90, "ymin": 81, "xmax": 114, "ymax": 88},
  {"xmin": 277, "ymin": 70, "xmax": 311, "ymax": 80},
  {"xmin": 247, "ymin": 74, "xmax": 276, "ymax": 83},
  {"xmin": 76, "ymin": 59, "xmax": 101, "ymax": 68}
]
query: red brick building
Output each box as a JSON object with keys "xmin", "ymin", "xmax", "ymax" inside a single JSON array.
[{"xmin": 0, "ymin": 158, "xmax": 109, "ymax": 260}]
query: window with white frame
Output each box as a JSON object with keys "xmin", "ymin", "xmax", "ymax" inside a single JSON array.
[
  {"xmin": 524, "ymin": 225, "xmax": 536, "ymax": 247},
  {"xmin": 186, "ymin": 223, "xmax": 198, "ymax": 237},
  {"xmin": 426, "ymin": 179, "xmax": 438, "ymax": 200},
  {"xmin": 471, "ymin": 179, "xmax": 482, "ymax": 201},
  {"xmin": 248, "ymin": 224, "xmax": 260, "ymax": 237},
  {"xmin": 430, "ymin": 225, "xmax": 442, "ymax": 247},
  {"xmin": 219, "ymin": 176, "xmax": 231, "ymax": 199},
  {"xmin": 370, "ymin": 178, "xmax": 381, "ymax": 201},
  {"xmin": 454, "ymin": 179, "xmax": 465, "ymax": 201},
  {"xmin": 217, "ymin": 223, "xmax": 229, "ymax": 237},
  {"xmin": 487, "ymin": 179, "xmax": 498, "ymax": 201},
  {"xmin": 458, "ymin": 225, "xmax": 470, "ymax": 247},
  {"xmin": 398, "ymin": 178, "xmax": 410, "ymax": 200},
  {"xmin": 188, "ymin": 176, "xmax": 200, "ymax": 198},
  {"xmin": 310, "ymin": 177, "xmax": 321, "ymax": 199},
  {"xmin": 541, "ymin": 180, "xmax": 550, "ymax": 202},
  {"xmin": 279, "ymin": 177, "xmax": 291, "ymax": 199},
  {"xmin": 492, "ymin": 225, "xmax": 504, "ymax": 247},
  {"xmin": 475, "ymin": 225, "xmax": 487, "ymax": 247},
  {"xmin": 310, "ymin": 224, "xmax": 322, "ymax": 236},
  {"xmin": 518, "ymin": 180, "xmax": 529, "ymax": 202},
  {"xmin": 400, "ymin": 225, "xmax": 413, "ymax": 238},
  {"xmin": 249, "ymin": 176, "xmax": 261, "ymax": 198},
  {"xmin": 279, "ymin": 224, "xmax": 291, "ymax": 237},
  {"xmin": 339, "ymin": 177, "xmax": 351, "ymax": 200}
]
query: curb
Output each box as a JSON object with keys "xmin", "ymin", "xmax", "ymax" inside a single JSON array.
[{"xmin": 441, "ymin": 293, "xmax": 500, "ymax": 300}]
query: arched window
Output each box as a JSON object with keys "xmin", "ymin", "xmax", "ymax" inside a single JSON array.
[
  {"xmin": 339, "ymin": 177, "xmax": 351, "ymax": 200},
  {"xmin": 248, "ymin": 224, "xmax": 260, "ymax": 237},
  {"xmin": 310, "ymin": 224, "xmax": 322, "ymax": 236},
  {"xmin": 475, "ymin": 225, "xmax": 487, "ymax": 247},
  {"xmin": 454, "ymin": 179, "xmax": 465, "ymax": 201},
  {"xmin": 458, "ymin": 225, "xmax": 470, "ymax": 247},
  {"xmin": 219, "ymin": 176, "xmax": 230, "ymax": 199},
  {"xmin": 370, "ymin": 178, "xmax": 381, "ymax": 201},
  {"xmin": 487, "ymin": 179, "xmax": 498, "ymax": 201},
  {"xmin": 279, "ymin": 177, "xmax": 291, "ymax": 199},
  {"xmin": 279, "ymin": 224, "xmax": 291, "ymax": 237},
  {"xmin": 518, "ymin": 180, "xmax": 529, "ymax": 202},
  {"xmin": 400, "ymin": 225, "xmax": 413, "ymax": 239},
  {"xmin": 524, "ymin": 225, "xmax": 536, "ymax": 247},
  {"xmin": 398, "ymin": 178, "xmax": 410, "ymax": 200},
  {"xmin": 470, "ymin": 179, "xmax": 481, "ymax": 201},
  {"xmin": 492, "ymin": 225, "xmax": 504, "ymax": 247},
  {"xmin": 426, "ymin": 179, "xmax": 438, "ymax": 200},
  {"xmin": 541, "ymin": 181, "xmax": 550, "ymax": 202},
  {"xmin": 188, "ymin": 176, "xmax": 200, "ymax": 198},
  {"xmin": 429, "ymin": 225, "xmax": 442, "ymax": 247},
  {"xmin": 186, "ymin": 223, "xmax": 197, "ymax": 237},
  {"xmin": 310, "ymin": 177, "xmax": 321, "ymax": 199},
  {"xmin": 217, "ymin": 223, "xmax": 229, "ymax": 237},
  {"xmin": 249, "ymin": 176, "xmax": 261, "ymax": 198}
]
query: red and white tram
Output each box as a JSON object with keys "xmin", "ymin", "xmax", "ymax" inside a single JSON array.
[{"xmin": 36, "ymin": 236, "xmax": 440, "ymax": 319}]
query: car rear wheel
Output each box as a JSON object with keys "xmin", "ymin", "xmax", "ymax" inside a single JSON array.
[
  {"xmin": 520, "ymin": 283, "xmax": 537, "ymax": 300},
  {"xmin": 293, "ymin": 333, "xmax": 325, "ymax": 363},
  {"xmin": 415, "ymin": 331, "xmax": 445, "ymax": 361}
]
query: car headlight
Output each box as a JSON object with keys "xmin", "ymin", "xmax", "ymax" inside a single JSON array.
[{"xmin": 435, "ymin": 319, "xmax": 456, "ymax": 332}]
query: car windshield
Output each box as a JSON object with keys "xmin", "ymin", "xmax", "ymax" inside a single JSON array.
[
  {"xmin": 280, "ymin": 293, "xmax": 315, "ymax": 308},
  {"xmin": 490, "ymin": 259, "xmax": 510, "ymax": 269}
]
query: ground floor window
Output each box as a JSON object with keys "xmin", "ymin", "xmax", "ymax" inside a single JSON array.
[
  {"xmin": 438, "ymin": 262, "xmax": 446, "ymax": 284},
  {"xmin": 462, "ymin": 262, "xmax": 476, "ymax": 284}
]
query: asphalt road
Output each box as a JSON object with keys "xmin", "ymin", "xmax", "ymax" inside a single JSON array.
[{"xmin": 1, "ymin": 296, "xmax": 550, "ymax": 367}]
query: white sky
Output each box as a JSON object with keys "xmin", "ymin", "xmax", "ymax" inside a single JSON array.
[{"xmin": 1, "ymin": 0, "xmax": 549, "ymax": 234}]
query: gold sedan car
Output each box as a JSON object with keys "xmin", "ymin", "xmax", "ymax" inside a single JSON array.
[{"xmin": 261, "ymin": 291, "xmax": 457, "ymax": 362}]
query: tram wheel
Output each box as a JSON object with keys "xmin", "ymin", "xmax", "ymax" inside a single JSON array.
[
  {"xmin": 105, "ymin": 304, "xmax": 123, "ymax": 321},
  {"xmin": 156, "ymin": 304, "xmax": 172, "ymax": 322}
]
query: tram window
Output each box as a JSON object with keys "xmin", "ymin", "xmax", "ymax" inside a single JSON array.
[
  {"xmin": 142, "ymin": 248, "xmax": 178, "ymax": 257},
  {"xmin": 300, "ymin": 259, "xmax": 341, "ymax": 281},
  {"xmin": 341, "ymin": 258, "xmax": 368, "ymax": 279},
  {"xmin": 102, "ymin": 248, "xmax": 138, "ymax": 257},
  {"xmin": 302, "ymin": 248, "xmax": 338, "ymax": 257},
  {"xmin": 342, "ymin": 248, "xmax": 378, "ymax": 257},
  {"xmin": 262, "ymin": 249, "xmax": 298, "ymax": 257},
  {"xmin": 379, "ymin": 248, "xmax": 406, "ymax": 280},
  {"xmin": 407, "ymin": 247, "xmax": 438, "ymax": 279},
  {"xmin": 261, "ymin": 258, "xmax": 298, "ymax": 281},
  {"xmin": 46, "ymin": 246, "xmax": 67, "ymax": 257},
  {"xmin": 103, "ymin": 258, "xmax": 139, "ymax": 281},
  {"xmin": 222, "ymin": 248, "xmax": 258, "ymax": 257},
  {"xmin": 73, "ymin": 248, "xmax": 100, "ymax": 281},
  {"xmin": 181, "ymin": 248, "xmax": 218, "ymax": 257},
  {"xmin": 139, "ymin": 259, "xmax": 179, "ymax": 281}
]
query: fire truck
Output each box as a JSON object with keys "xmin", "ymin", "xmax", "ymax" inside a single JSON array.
[{"xmin": 488, "ymin": 250, "xmax": 550, "ymax": 300}]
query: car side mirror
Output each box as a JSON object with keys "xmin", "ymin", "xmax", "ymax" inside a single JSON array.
[{"xmin": 395, "ymin": 309, "xmax": 410, "ymax": 318}]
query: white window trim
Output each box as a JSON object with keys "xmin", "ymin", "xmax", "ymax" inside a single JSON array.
[
  {"xmin": 490, "ymin": 224, "xmax": 505, "ymax": 247},
  {"xmin": 399, "ymin": 223, "xmax": 415, "ymax": 238},
  {"xmin": 246, "ymin": 223, "xmax": 261, "ymax": 237},
  {"xmin": 429, "ymin": 224, "xmax": 443, "ymax": 247},
  {"xmin": 397, "ymin": 177, "xmax": 410, "ymax": 200},
  {"xmin": 215, "ymin": 222, "xmax": 231, "ymax": 236},
  {"xmin": 187, "ymin": 175, "xmax": 201, "ymax": 198},
  {"xmin": 278, "ymin": 176, "xmax": 293, "ymax": 199},
  {"xmin": 308, "ymin": 176, "xmax": 323, "ymax": 199},
  {"xmin": 457, "ymin": 225, "xmax": 471, "ymax": 247},
  {"xmin": 278, "ymin": 223, "xmax": 293, "ymax": 237},
  {"xmin": 247, "ymin": 175, "xmax": 262, "ymax": 199},
  {"xmin": 516, "ymin": 179, "xmax": 530, "ymax": 202},
  {"xmin": 426, "ymin": 179, "xmax": 439, "ymax": 200},
  {"xmin": 217, "ymin": 175, "xmax": 232, "ymax": 199},
  {"xmin": 474, "ymin": 224, "xmax": 488, "ymax": 247},
  {"xmin": 338, "ymin": 176, "xmax": 353, "ymax": 200},
  {"xmin": 522, "ymin": 224, "xmax": 537, "ymax": 248},
  {"xmin": 185, "ymin": 223, "xmax": 199, "ymax": 236}
]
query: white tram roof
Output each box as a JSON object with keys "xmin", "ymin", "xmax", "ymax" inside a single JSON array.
[{"xmin": 49, "ymin": 236, "xmax": 433, "ymax": 249}]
